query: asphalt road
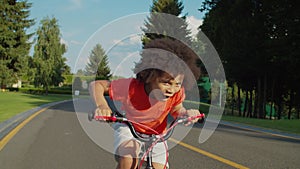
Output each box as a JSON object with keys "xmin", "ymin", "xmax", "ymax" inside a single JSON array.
[{"xmin": 0, "ymin": 99, "xmax": 300, "ymax": 169}]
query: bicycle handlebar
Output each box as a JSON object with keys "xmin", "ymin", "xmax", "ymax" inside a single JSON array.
[
  {"xmin": 88, "ymin": 113, "xmax": 125, "ymax": 122},
  {"xmin": 88, "ymin": 111, "xmax": 205, "ymax": 142}
]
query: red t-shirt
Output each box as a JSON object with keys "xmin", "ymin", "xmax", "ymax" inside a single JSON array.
[{"xmin": 109, "ymin": 78, "xmax": 185, "ymax": 134}]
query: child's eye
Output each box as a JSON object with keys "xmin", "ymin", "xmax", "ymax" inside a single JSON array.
[
  {"xmin": 159, "ymin": 80, "xmax": 170, "ymax": 84},
  {"xmin": 163, "ymin": 82, "xmax": 170, "ymax": 86},
  {"xmin": 175, "ymin": 83, "xmax": 182, "ymax": 87}
]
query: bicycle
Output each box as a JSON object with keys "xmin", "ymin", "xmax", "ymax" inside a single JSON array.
[{"xmin": 88, "ymin": 110, "xmax": 205, "ymax": 169}]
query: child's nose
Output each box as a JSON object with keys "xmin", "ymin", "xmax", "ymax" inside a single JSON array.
[{"xmin": 166, "ymin": 86, "xmax": 175, "ymax": 94}]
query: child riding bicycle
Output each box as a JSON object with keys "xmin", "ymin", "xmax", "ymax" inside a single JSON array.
[{"xmin": 89, "ymin": 37, "xmax": 202, "ymax": 169}]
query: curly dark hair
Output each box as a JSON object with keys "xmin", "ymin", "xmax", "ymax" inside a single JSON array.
[{"xmin": 134, "ymin": 38, "xmax": 201, "ymax": 89}]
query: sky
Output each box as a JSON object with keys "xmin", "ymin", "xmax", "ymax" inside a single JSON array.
[{"xmin": 27, "ymin": 0, "xmax": 206, "ymax": 76}]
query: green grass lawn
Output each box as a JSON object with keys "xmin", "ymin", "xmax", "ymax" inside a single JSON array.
[
  {"xmin": 222, "ymin": 115, "xmax": 300, "ymax": 135},
  {"xmin": 0, "ymin": 92, "xmax": 72, "ymax": 123},
  {"xmin": 185, "ymin": 101, "xmax": 300, "ymax": 135}
]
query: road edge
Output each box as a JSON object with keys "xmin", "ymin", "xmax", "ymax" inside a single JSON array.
[{"xmin": 0, "ymin": 100, "xmax": 71, "ymax": 140}]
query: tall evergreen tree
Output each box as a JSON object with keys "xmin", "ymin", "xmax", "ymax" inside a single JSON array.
[
  {"xmin": 0, "ymin": 0, "xmax": 34, "ymax": 88},
  {"xmin": 142, "ymin": 0, "xmax": 193, "ymax": 46},
  {"xmin": 33, "ymin": 17, "xmax": 67, "ymax": 94},
  {"xmin": 84, "ymin": 44, "xmax": 111, "ymax": 80}
]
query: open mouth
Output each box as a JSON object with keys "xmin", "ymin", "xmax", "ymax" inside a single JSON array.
[{"xmin": 164, "ymin": 95, "xmax": 172, "ymax": 99}]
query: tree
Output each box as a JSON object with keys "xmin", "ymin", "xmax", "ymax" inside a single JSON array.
[
  {"xmin": 76, "ymin": 69, "xmax": 85, "ymax": 76},
  {"xmin": 199, "ymin": 0, "xmax": 300, "ymax": 119},
  {"xmin": 33, "ymin": 17, "xmax": 67, "ymax": 94},
  {"xmin": 200, "ymin": 0, "xmax": 267, "ymax": 117},
  {"xmin": 0, "ymin": 0, "xmax": 34, "ymax": 88},
  {"xmin": 84, "ymin": 44, "xmax": 111, "ymax": 80},
  {"xmin": 73, "ymin": 76, "xmax": 82, "ymax": 91},
  {"xmin": 142, "ymin": 0, "xmax": 193, "ymax": 46}
]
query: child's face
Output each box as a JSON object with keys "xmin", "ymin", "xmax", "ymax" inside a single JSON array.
[{"xmin": 147, "ymin": 73, "xmax": 184, "ymax": 101}]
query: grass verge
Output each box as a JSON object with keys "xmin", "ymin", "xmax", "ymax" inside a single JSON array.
[
  {"xmin": 0, "ymin": 92, "xmax": 72, "ymax": 123},
  {"xmin": 185, "ymin": 100, "xmax": 300, "ymax": 135},
  {"xmin": 222, "ymin": 115, "xmax": 300, "ymax": 135}
]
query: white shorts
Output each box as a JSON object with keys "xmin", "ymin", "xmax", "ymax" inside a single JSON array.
[{"xmin": 112, "ymin": 122, "xmax": 169, "ymax": 167}]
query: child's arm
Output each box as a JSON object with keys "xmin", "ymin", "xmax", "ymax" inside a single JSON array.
[
  {"xmin": 89, "ymin": 80, "xmax": 112, "ymax": 117},
  {"xmin": 170, "ymin": 103, "xmax": 185, "ymax": 118},
  {"xmin": 170, "ymin": 103, "xmax": 202, "ymax": 125}
]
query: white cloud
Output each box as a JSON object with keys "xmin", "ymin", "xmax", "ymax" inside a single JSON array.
[
  {"xmin": 111, "ymin": 39, "xmax": 126, "ymax": 46},
  {"xmin": 111, "ymin": 34, "xmax": 142, "ymax": 47},
  {"xmin": 186, "ymin": 16, "xmax": 203, "ymax": 37},
  {"xmin": 67, "ymin": 0, "xmax": 83, "ymax": 10},
  {"xmin": 70, "ymin": 40, "xmax": 82, "ymax": 45},
  {"xmin": 129, "ymin": 35, "xmax": 141, "ymax": 45}
]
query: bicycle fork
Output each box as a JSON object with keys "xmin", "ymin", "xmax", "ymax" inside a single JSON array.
[{"xmin": 142, "ymin": 142, "xmax": 155, "ymax": 169}]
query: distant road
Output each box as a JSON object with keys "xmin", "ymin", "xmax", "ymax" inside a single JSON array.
[{"xmin": 1, "ymin": 100, "xmax": 299, "ymax": 169}]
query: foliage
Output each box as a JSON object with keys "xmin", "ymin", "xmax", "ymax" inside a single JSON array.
[
  {"xmin": 199, "ymin": 0, "xmax": 300, "ymax": 119},
  {"xmin": 84, "ymin": 44, "xmax": 111, "ymax": 80},
  {"xmin": 0, "ymin": 0, "xmax": 35, "ymax": 88},
  {"xmin": 32, "ymin": 17, "xmax": 67, "ymax": 94},
  {"xmin": 73, "ymin": 76, "xmax": 82, "ymax": 90},
  {"xmin": 142, "ymin": 0, "xmax": 193, "ymax": 46},
  {"xmin": 19, "ymin": 87, "xmax": 72, "ymax": 95},
  {"xmin": 63, "ymin": 74, "xmax": 95, "ymax": 85},
  {"xmin": 63, "ymin": 74, "xmax": 73, "ymax": 85},
  {"xmin": 76, "ymin": 69, "xmax": 85, "ymax": 76}
]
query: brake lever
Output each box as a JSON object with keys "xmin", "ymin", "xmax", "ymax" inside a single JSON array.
[{"xmin": 88, "ymin": 111, "xmax": 94, "ymax": 121}]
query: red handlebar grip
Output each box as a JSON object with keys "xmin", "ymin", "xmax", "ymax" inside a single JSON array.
[
  {"xmin": 94, "ymin": 116, "xmax": 117, "ymax": 122},
  {"xmin": 187, "ymin": 113, "xmax": 205, "ymax": 121},
  {"xmin": 196, "ymin": 113, "xmax": 205, "ymax": 118}
]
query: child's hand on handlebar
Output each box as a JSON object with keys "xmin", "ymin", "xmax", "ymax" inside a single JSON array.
[
  {"xmin": 94, "ymin": 105, "xmax": 112, "ymax": 120},
  {"xmin": 180, "ymin": 109, "xmax": 203, "ymax": 126},
  {"xmin": 187, "ymin": 109, "xmax": 202, "ymax": 125}
]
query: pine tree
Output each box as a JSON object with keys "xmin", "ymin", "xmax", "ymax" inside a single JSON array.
[
  {"xmin": 142, "ymin": 0, "xmax": 193, "ymax": 46},
  {"xmin": 84, "ymin": 44, "xmax": 111, "ymax": 80},
  {"xmin": 33, "ymin": 17, "xmax": 67, "ymax": 94},
  {"xmin": 0, "ymin": 0, "xmax": 34, "ymax": 88}
]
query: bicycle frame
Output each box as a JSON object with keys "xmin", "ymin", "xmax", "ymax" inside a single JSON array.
[{"xmin": 88, "ymin": 111, "xmax": 205, "ymax": 169}]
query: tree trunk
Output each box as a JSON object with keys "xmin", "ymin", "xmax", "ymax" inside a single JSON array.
[
  {"xmin": 243, "ymin": 90, "xmax": 248, "ymax": 117},
  {"xmin": 275, "ymin": 85, "xmax": 283, "ymax": 120},
  {"xmin": 238, "ymin": 85, "xmax": 241, "ymax": 116},
  {"xmin": 277, "ymin": 96, "xmax": 283, "ymax": 120},
  {"xmin": 256, "ymin": 77, "xmax": 262, "ymax": 118},
  {"xmin": 297, "ymin": 106, "xmax": 300, "ymax": 119},
  {"xmin": 262, "ymin": 74, "xmax": 267, "ymax": 118},
  {"xmin": 269, "ymin": 78, "xmax": 275, "ymax": 120},
  {"xmin": 288, "ymin": 90, "xmax": 294, "ymax": 119},
  {"xmin": 45, "ymin": 85, "xmax": 49, "ymax": 95},
  {"xmin": 247, "ymin": 90, "xmax": 253, "ymax": 118},
  {"xmin": 254, "ymin": 86, "xmax": 258, "ymax": 118},
  {"xmin": 231, "ymin": 85, "xmax": 234, "ymax": 115}
]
